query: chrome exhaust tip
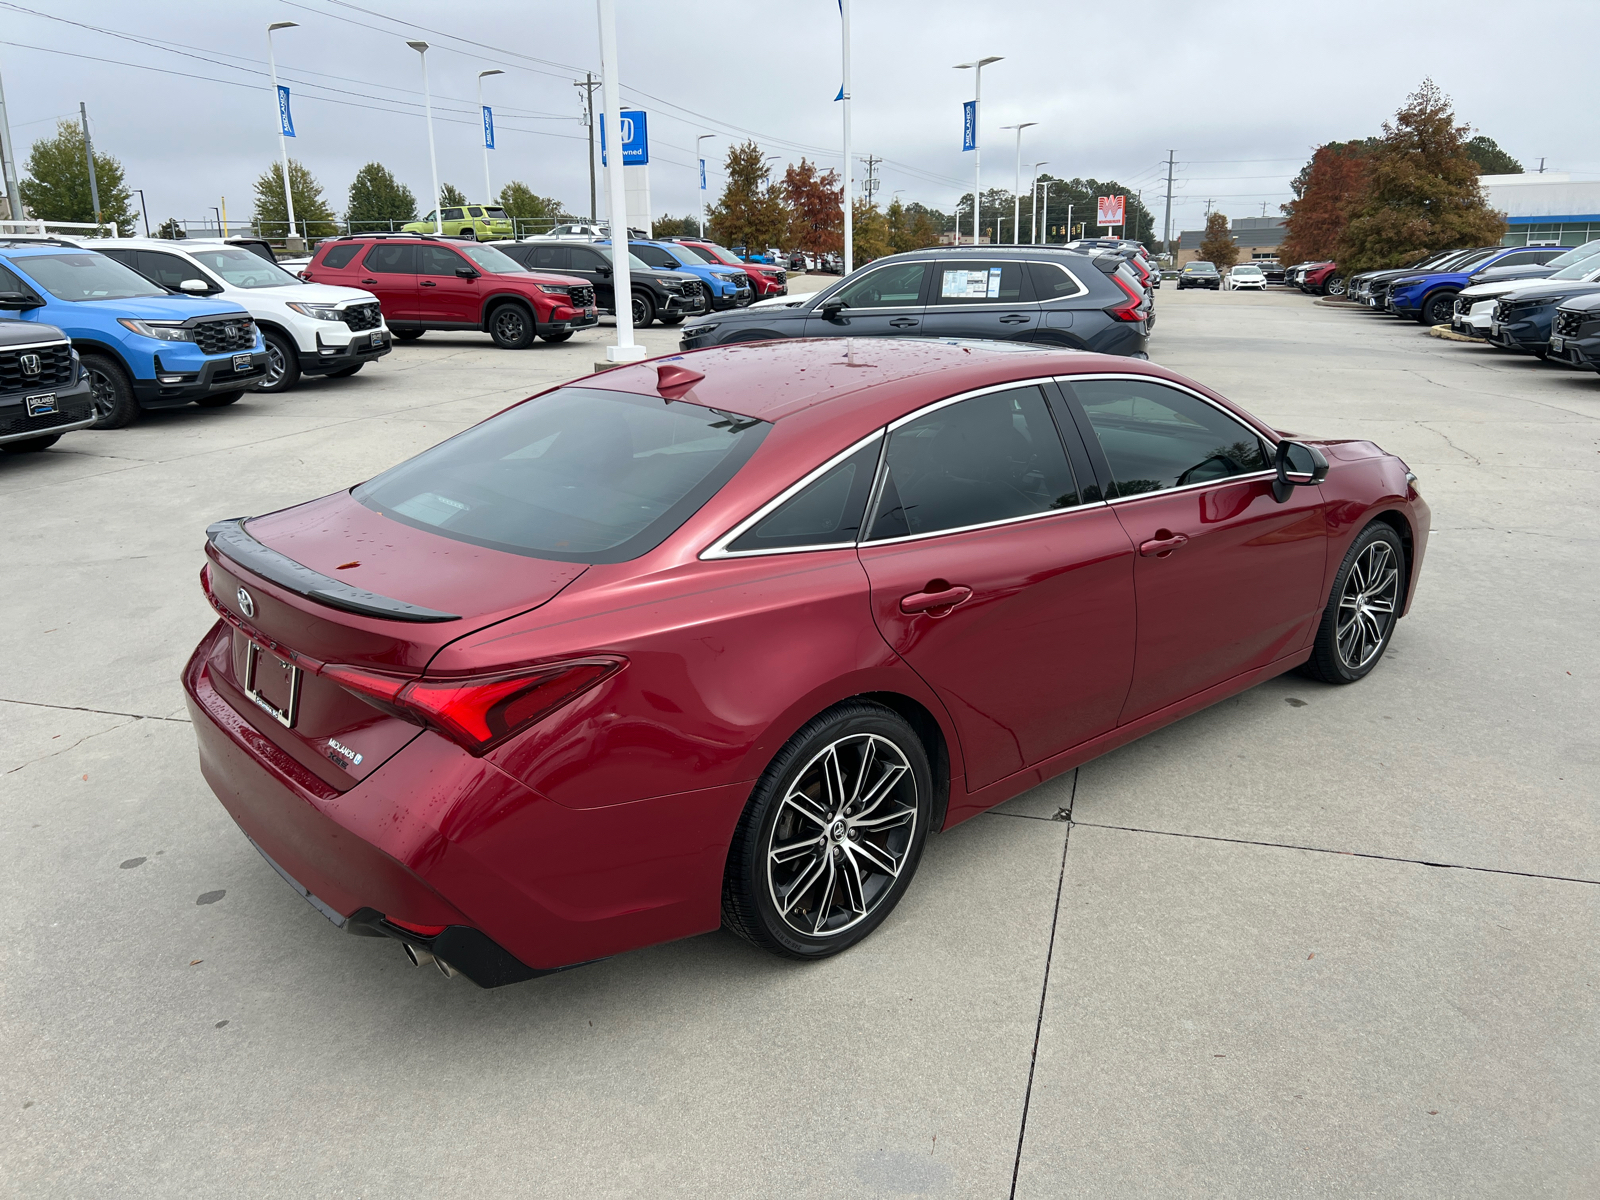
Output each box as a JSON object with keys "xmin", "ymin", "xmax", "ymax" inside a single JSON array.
[{"xmin": 402, "ymin": 943, "xmax": 435, "ymax": 969}]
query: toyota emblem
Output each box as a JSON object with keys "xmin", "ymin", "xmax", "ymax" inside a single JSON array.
[
  {"xmin": 236, "ymin": 587, "xmax": 255, "ymax": 619},
  {"xmin": 19, "ymin": 352, "xmax": 40, "ymax": 375}
]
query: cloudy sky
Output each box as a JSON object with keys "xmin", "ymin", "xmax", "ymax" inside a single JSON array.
[{"xmin": 4, "ymin": 0, "xmax": 1596, "ymax": 237}]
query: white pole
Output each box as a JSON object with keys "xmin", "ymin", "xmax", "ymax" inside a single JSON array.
[
  {"xmin": 596, "ymin": 0, "xmax": 643, "ymax": 363},
  {"xmin": 479, "ymin": 70, "xmax": 503, "ymax": 207},
  {"xmin": 840, "ymin": 0, "xmax": 853, "ymax": 273},
  {"xmin": 1002, "ymin": 123, "xmax": 1034, "ymax": 245},
  {"xmin": 696, "ymin": 134, "xmax": 714, "ymax": 238},
  {"xmin": 1040, "ymin": 181, "xmax": 1050, "ymax": 245},
  {"xmin": 267, "ymin": 23, "xmax": 299, "ymax": 245},
  {"xmin": 972, "ymin": 65, "xmax": 982, "ymax": 244},
  {"xmin": 408, "ymin": 43, "xmax": 442, "ymax": 235},
  {"xmin": 1030, "ymin": 161, "xmax": 1046, "ymax": 244}
]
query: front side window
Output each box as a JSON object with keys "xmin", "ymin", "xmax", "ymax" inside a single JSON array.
[
  {"xmin": 932, "ymin": 262, "xmax": 1030, "ymax": 305},
  {"xmin": 569, "ymin": 246, "xmax": 609, "ymax": 271},
  {"xmin": 828, "ymin": 261, "xmax": 928, "ymax": 310},
  {"xmin": 1067, "ymin": 379, "xmax": 1268, "ymax": 498},
  {"xmin": 420, "ymin": 245, "xmax": 469, "ymax": 276},
  {"xmin": 356, "ymin": 388, "xmax": 769, "ymax": 563},
  {"xmin": 867, "ymin": 386, "xmax": 1080, "ymax": 541},
  {"xmin": 632, "ymin": 245, "xmax": 678, "ymax": 270},
  {"xmin": 727, "ymin": 438, "xmax": 881, "ymax": 553},
  {"xmin": 680, "ymin": 244, "xmax": 720, "ymax": 265},
  {"xmin": 189, "ymin": 245, "xmax": 300, "ymax": 288},
  {"xmin": 363, "ymin": 244, "xmax": 417, "ymax": 274},
  {"xmin": 136, "ymin": 251, "xmax": 205, "ymax": 290}
]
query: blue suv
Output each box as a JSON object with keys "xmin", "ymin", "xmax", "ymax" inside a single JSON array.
[
  {"xmin": 625, "ymin": 240, "xmax": 753, "ymax": 310},
  {"xmin": 1389, "ymin": 246, "xmax": 1563, "ymax": 327},
  {"xmin": 0, "ymin": 238, "xmax": 268, "ymax": 427}
]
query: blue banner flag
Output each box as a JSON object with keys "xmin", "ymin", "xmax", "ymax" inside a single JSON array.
[
  {"xmin": 835, "ymin": 85, "xmax": 844, "ymax": 102},
  {"xmin": 699, "ymin": 158, "xmax": 707, "ymax": 189},
  {"xmin": 278, "ymin": 85, "xmax": 295, "ymax": 138},
  {"xmin": 962, "ymin": 100, "xmax": 975, "ymax": 151},
  {"xmin": 482, "ymin": 105, "xmax": 495, "ymax": 150}
]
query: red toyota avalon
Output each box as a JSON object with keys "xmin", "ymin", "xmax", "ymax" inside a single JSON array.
[{"xmin": 184, "ymin": 339, "xmax": 1429, "ymax": 986}]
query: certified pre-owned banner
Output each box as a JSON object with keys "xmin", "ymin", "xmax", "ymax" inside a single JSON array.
[{"xmin": 278, "ymin": 85, "xmax": 295, "ymax": 138}]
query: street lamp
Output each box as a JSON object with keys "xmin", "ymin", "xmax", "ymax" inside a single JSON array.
[
  {"xmin": 1000, "ymin": 121, "xmax": 1036, "ymax": 245},
  {"xmin": 696, "ymin": 134, "xmax": 715, "ymax": 237},
  {"xmin": 478, "ymin": 69, "xmax": 503, "ymax": 206},
  {"xmin": 954, "ymin": 56, "xmax": 1002, "ymax": 246},
  {"xmin": 134, "ymin": 188, "xmax": 149, "ymax": 237},
  {"xmin": 596, "ymin": 0, "xmax": 643, "ymax": 363},
  {"xmin": 1039, "ymin": 179, "xmax": 1053, "ymax": 245},
  {"xmin": 1029, "ymin": 161, "xmax": 1047, "ymax": 244},
  {"xmin": 408, "ymin": 42, "xmax": 442, "ymax": 236},
  {"xmin": 266, "ymin": 21, "xmax": 298, "ymax": 248}
]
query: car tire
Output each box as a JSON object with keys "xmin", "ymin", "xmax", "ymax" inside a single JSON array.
[
  {"xmin": 328, "ymin": 364, "xmax": 364, "ymax": 377},
  {"xmin": 658, "ymin": 314, "xmax": 685, "ymax": 326},
  {"xmin": 461, "ymin": 228, "xmax": 477, "ymax": 241},
  {"xmin": 1419, "ymin": 292, "xmax": 1456, "ymax": 326},
  {"xmin": 721, "ymin": 701, "xmax": 932, "ymax": 961},
  {"xmin": 254, "ymin": 328, "xmax": 301, "ymax": 394},
  {"xmin": 539, "ymin": 330, "xmax": 574, "ymax": 343},
  {"xmin": 487, "ymin": 302, "xmax": 536, "ymax": 349},
  {"xmin": 82, "ymin": 353, "xmax": 139, "ymax": 429},
  {"xmin": 631, "ymin": 290, "xmax": 655, "ymax": 328},
  {"xmin": 1301, "ymin": 521, "xmax": 1406, "ymax": 685},
  {"xmin": 0, "ymin": 434, "xmax": 61, "ymax": 454},
  {"xmin": 394, "ymin": 328, "xmax": 425, "ymax": 342},
  {"xmin": 194, "ymin": 391, "xmax": 244, "ymax": 408},
  {"xmin": 1324, "ymin": 274, "xmax": 1346, "ymax": 297}
]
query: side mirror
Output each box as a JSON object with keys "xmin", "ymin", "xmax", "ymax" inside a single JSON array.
[
  {"xmin": 819, "ymin": 298, "xmax": 845, "ymax": 319},
  {"xmin": 455, "ymin": 266, "xmax": 479, "ymax": 279},
  {"xmin": 179, "ymin": 278, "xmax": 211, "ymax": 293},
  {"xmin": 0, "ymin": 290, "xmax": 39, "ymax": 310},
  {"xmin": 1272, "ymin": 440, "xmax": 1329, "ymax": 503},
  {"xmin": 595, "ymin": 264, "xmax": 612, "ymax": 276}
]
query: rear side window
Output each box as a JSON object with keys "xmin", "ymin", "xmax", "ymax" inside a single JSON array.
[
  {"xmin": 363, "ymin": 245, "xmax": 417, "ymax": 274},
  {"xmin": 867, "ymin": 386, "xmax": 1080, "ymax": 541},
  {"xmin": 933, "ymin": 262, "xmax": 1030, "ymax": 304},
  {"xmin": 320, "ymin": 244, "xmax": 362, "ymax": 269},
  {"xmin": 1028, "ymin": 261, "xmax": 1086, "ymax": 301},
  {"xmin": 356, "ymin": 388, "xmax": 770, "ymax": 563},
  {"xmin": 728, "ymin": 438, "xmax": 881, "ymax": 553},
  {"xmin": 443, "ymin": 208, "xmax": 465, "ymax": 221},
  {"xmin": 467, "ymin": 207, "xmax": 484, "ymax": 218}
]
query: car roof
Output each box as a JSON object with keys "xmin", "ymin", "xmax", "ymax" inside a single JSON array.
[{"xmin": 0, "ymin": 240, "xmax": 98, "ymax": 256}]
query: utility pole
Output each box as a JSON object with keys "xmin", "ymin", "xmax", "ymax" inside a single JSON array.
[
  {"xmin": 1161, "ymin": 149, "xmax": 1175, "ymax": 255},
  {"xmin": 858, "ymin": 153, "xmax": 882, "ymax": 205},
  {"xmin": 0, "ymin": 63, "xmax": 21, "ymax": 223},
  {"xmin": 574, "ymin": 73, "xmax": 600, "ymax": 221},
  {"xmin": 79, "ymin": 103, "xmax": 101, "ymax": 226},
  {"xmin": 1538, "ymin": 157, "xmax": 1546, "ymax": 174},
  {"xmin": 1204, "ymin": 197, "xmax": 1214, "ymax": 218}
]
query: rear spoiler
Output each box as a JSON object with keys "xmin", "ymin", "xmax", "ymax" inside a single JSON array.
[{"xmin": 206, "ymin": 518, "xmax": 461, "ymax": 623}]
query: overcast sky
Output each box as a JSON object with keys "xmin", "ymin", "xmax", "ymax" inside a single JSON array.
[{"xmin": 4, "ymin": 0, "xmax": 1596, "ymax": 237}]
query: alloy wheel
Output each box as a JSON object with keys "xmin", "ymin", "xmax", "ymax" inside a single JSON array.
[
  {"xmin": 765, "ymin": 733, "xmax": 917, "ymax": 938},
  {"xmin": 261, "ymin": 340, "xmax": 287, "ymax": 389},
  {"xmin": 1336, "ymin": 540, "xmax": 1399, "ymax": 670},
  {"xmin": 87, "ymin": 366, "xmax": 116, "ymax": 417},
  {"xmin": 494, "ymin": 308, "xmax": 527, "ymax": 343}
]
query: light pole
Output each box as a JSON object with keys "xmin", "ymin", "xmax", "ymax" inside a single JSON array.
[
  {"xmin": 840, "ymin": 0, "xmax": 853, "ymax": 273},
  {"xmin": 266, "ymin": 22, "xmax": 299, "ymax": 247},
  {"xmin": 1029, "ymin": 161, "xmax": 1047, "ymax": 244},
  {"xmin": 1039, "ymin": 180, "xmax": 1051, "ymax": 245},
  {"xmin": 134, "ymin": 188, "xmax": 149, "ymax": 237},
  {"xmin": 596, "ymin": 0, "xmax": 643, "ymax": 364},
  {"xmin": 478, "ymin": 69, "xmax": 503, "ymax": 205},
  {"xmin": 954, "ymin": 56, "xmax": 1001, "ymax": 246},
  {"xmin": 1000, "ymin": 122, "xmax": 1035, "ymax": 245},
  {"xmin": 696, "ymin": 134, "xmax": 714, "ymax": 237},
  {"xmin": 408, "ymin": 42, "xmax": 442, "ymax": 236}
]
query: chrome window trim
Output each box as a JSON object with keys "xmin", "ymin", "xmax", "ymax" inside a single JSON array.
[{"xmin": 859, "ymin": 494, "xmax": 1110, "ymax": 549}]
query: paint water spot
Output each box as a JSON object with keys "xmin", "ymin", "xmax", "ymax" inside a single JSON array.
[
  {"xmin": 215, "ymin": 1020, "xmax": 229, "ymax": 1029},
  {"xmin": 1285, "ymin": 698, "xmax": 1308, "ymax": 708},
  {"xmin": 23, "ymin": 1101, "xmax": 34, "ymax": 1109},
  {"xmin": 120, "ymin": 857, "xmax": 147, "ymax": 869},
  {"xmin": 196, "ymin": 890, "xmax": 226, "ymax": 905}
]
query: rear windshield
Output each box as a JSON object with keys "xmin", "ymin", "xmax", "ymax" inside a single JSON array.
[
  {"xmin": 12, "ymin": 251, "xmax": 168, "ymax": 300},
  {"xmin": 483, "ymin": 207, "xmax": 510, "ymax": 220},
  {"xmin": 355, "ymin": 387, "xmax": 769, "ymax": 563}
]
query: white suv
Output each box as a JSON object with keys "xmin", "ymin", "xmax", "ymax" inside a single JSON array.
[{"xmin": 94, "ymin": 239, "xmax": 391, "ymax": 393}]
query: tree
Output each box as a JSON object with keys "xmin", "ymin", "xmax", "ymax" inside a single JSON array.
[
  {"xmin": 1338, "ymin": 80, "xmax": 1506, "ymax": 274},
  {"xmin": 1465, "ymin": 135, "xmax": 1522, "ymax": 175},
  {"xmin": 252, "ymin": 159, "xmax": 338, "ymax": 238},
  {"xmin": 782, "ymin": 158, "xmax": 841, "ymax": 255},
  {"xmin": 345, "ymin": 162, "xmax": 416, "ymax": 230},
  {"xmin": 1197, "ymin": 211, "xmax": 1238, "ymax": 269},
  {"xmin": 1278, "ymin": 142, "xmax": 1373, "ymax": 264},
  {"xmin": 851, "ymin": 198, "xmax": 890, "ymax": 263},
  {"xmin": 653, "ymin": 213, "xmax": 700, "ymax": 237},
  {"xmin": 439, "ymin": 182, "xmax": 468, "ymax": 207},
  {"xmin": 887, "ymin": 198, "xmax": 941, "ymax": 253},
  {"xmin": 17, "ymin": 119, "xmax": 138, "ymax": 232},
  {"xmin": 497, "ymin": 181, "xmax": 566, "ymax": 230},
  {"xmin": 707, "ymin": 141, "xmax": 789, "ymax": 251},
  {"xmin": 156, "ymin": 217, "xmax": 186, "ymax": 240}
]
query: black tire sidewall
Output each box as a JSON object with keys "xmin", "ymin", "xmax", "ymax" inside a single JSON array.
[
  {"xmin": 255, "ymin": 329, "xmax": 301, "ymax": 393},
  {"xmin": 83, "ymin": 353, "xmax": 138, "ymax": 428},
  {"xmin": 395, "ymin": 329, "xmax": 424, "ymax": 341},
  {"xmin": 631, "ymin": 291, "xmax": 654, "ymax": 327},
  {"xmin": 1306, "ymin": 522, "xmax": 1406, "ymax": 684},
  {"xmin": 488, "ymin": 303, "xmax": 534, "ymax": 349}
]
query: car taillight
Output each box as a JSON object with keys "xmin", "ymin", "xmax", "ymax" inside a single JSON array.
[
  {"xmin": 323, "ymin": 656, "xmax": 626, "ymax": 755},
  {"xmin": 1105, "ymin": 273, "xmax": 1145, "ymax": 322}
]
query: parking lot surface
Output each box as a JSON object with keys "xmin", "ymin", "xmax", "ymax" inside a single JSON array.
[{"xmin": 3, "ymin": 288, "xmax": 1596, "ymax": 1197}]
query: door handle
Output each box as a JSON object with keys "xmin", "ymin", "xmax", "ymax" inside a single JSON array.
[
  {"xmin": 420, "ymin": 280, "xmax": 437, "ymax": 287},
  {"xmin": 888, "ymin": 317, "xmax": 919, "ymax": 327},
  {"xmin": 899, "ymin": 585, "xmax": 973, "ymax": 615},
  {"xmin": 999, "ymin": 314, "xmax": 1032, "ymax": 324},
  {"xmin": 360, "ymin": 278, "xmax": 378, "ymax": 285},
  {"xmin": 1139, "ymin": 532, "xmax": 1190, "ymax": 557}
]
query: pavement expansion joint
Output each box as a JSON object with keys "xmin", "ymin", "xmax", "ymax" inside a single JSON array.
[{"xmin": 0, "ymin": 697, "xmax": 192, "ymax": 724}]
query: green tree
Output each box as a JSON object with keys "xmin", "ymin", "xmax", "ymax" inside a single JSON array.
[
  {"xmin": 156, "ymin": 217, "xmax": 186, "ymax": 240},
  {"xmin": 781, "ymin": 158, "xmax": 841, "ymax": 255},
  {"xmin": 439, "ymin": 182, "xmax": 468, "ymax": 207},
  {"xmin": 851, "ymin": 198, "xmax": 890, "ymax": 262},
  {"xmin": 707, "ymin": 141, "xmax": 789, "ymax": 252},
  {"xmin": 497, "ymin": 181, "xmax": 567, "ymax": 232},
  {"xmin": 17, "ymin": 119, "xmax": 137, "ymax": 232},
  {"xmin": 886, "ymin": 198, "xmax": 941, "ymax": 253},
  {"xmin": 345, "ymin": 162, "xmax": 416, "ymax": 230},
  {"xmin": 1465, "ymin": 135, "xmax": 1522, "ymax": 175},
  {"xmin": 1338, "ymin": 80, "xmax": 1507, "ymax": 274},
  {"xmin": 653, "ymin": 213, "xmax": 701, "ymax": 237},
  {"xmin": 252, "ymin": 159, "xmax": 338, "ymax": 239},
  {"xmin": 1197, "ymin": 211, "xmax": 1238, "ymax": 269}
]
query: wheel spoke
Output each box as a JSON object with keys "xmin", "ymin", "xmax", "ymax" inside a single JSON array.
[
  {"xmin": 848, "ymin": 738, "xmax": 878, "ymax": 809},
  {"xmin": 812, "ymin": 857, "xmax": 838, "ymax": 934},
  {"xmin": 852, "ymin": 803, "xmax": 915, "ymax": 832},
  {"xmin": 779, "ymin": 852, "xmax": 829, "ymax": 917},
  {"xmin": 852, "ymin": 762, "xmax": 909, "ymax": 820},
  {"xmin": 848, "ymin": 836, "xmax": 900, "ymax": 879},
  {"xmin": 782, "ymin": 789, "xmax": 831, "ymax": 829},
  {"xmin": 770, "ymin": 835, "xmax": 824, "ymax": 865},
  {"xmin": 822, "ymin": 746, "xmax": 847, "ymax": 815},
  {"xmin": 838, "ymin": 850, "xmax": 867, "ymax": 915}
]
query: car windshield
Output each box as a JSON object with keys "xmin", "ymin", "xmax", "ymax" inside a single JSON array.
[
  {"xmin": 189, "ymin": 245, "xmax": 301, "ymax": 289},
  {"xmin": 12, "ymin": 251, "xmax": 168, "ymax": 300},
  {"xmin": 355, "ymin": 387, "xmax": 769, "ymax": 562},
  {"xmin": 1549, "ymin": 252, "xmax": 1600, "ymax": 280},
  {"xmin": 699, "ymin": 244, "xmax": 741, "ymax": 265},
  {"xmin": 1185, "ymin": 263, "xmax": 1217, "ymax": 273},
  {"xmin": 678, "ymin": 245, "xmax": 719, "ymax": 264},
  {"xmin": 458, "ymin": 243, "xmax": 526, "ymax": 273},
  {"xmin": 1233, "ymin": 265, "xmax": 1262, "ymax": 274}
]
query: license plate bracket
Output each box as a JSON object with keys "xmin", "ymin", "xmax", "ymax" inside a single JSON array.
[
  {"xmin": 244, "ymin": 640, "xmax": 301, "ymax": 728},
  {"xmin": 1550, "ymin": 336, "xmax": 1564, "ymax": 352},
  {"xmin": 232, "ymin": 352, "xmax": 251, "ymax": 373},
  {"xmin": 25, "ymin": 392, "xmax": 57, "ymax": 416},
  {"xmin": 370, "ymin": 331, "xmax": 383, "ymax": 347}
]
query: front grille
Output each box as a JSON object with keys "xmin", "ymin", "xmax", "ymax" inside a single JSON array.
[
  {"xmin": 773, "ymin": 270, "xmax": 787, "ymax": 285},
  {"xmin": 679, "ymin": 281, "xmax": 702, "ymax": 301},
  {"xmin": 1554, "ymin": 309, "xmax": 1587, "ymax": 337},
  {"xmin": 1453, "ymin": 296, "xmax": 1469, "ymax": 316},
  {"xmin": 0, "ymin": 396, "xmax": 93, "ymax": 439},
  {"xmin": 567, "ymin": 285, "xmax": 595, "ymax": 309},
  {"xmin": 0, "ymin": 342, "xmax": 74, "ymax": 391},
  {"xmin": 341, "ymin": 302, "xmax": 381, "ymax": 332},
  {"xmin": 733, "ymin": 272, "xmax": 752, "ymax": 291},
  {"xmin": 192, "ymin": 317, "xmax": 257, "ymax": 356}
]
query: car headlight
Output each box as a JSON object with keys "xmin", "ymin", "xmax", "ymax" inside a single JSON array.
[
  {"xmin": 286, "ymin": 302, "xmax": 346, "ymax": 322},
  {"xmin": 117, "ymin": 318, "xmax": 194, "ymax": 341},
  {"xmin": 534, "ymin": 284, "xmax": 573, "ymax": 296},
  {"xmin": 685, "ymin": 323, "xmax": 718, "ymax": 337}
]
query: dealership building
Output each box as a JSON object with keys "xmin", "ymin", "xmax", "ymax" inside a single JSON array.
[
  {"xmin": 1481, "ymin": 174, "xmax": 1600, "ymax": 246},
  {"xmin": 1175, "ymin": 216, "xmax": 1285, "ymax": 266}
]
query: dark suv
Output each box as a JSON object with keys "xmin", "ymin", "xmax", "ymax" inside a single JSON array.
[
  {"xmin": 679, "ymin": 247, "xmax": 1149, "ymax": 357},
  {"xmin": 0, "ymin": 318, "xmax": 96, "ymax": 454},
  {"xmin": 498, "ymin": 241, "xmax": 707, "ymax": 328},
  {"xmin": 303, "ymin": 234, "xmax": 598, "ymax": 348}
]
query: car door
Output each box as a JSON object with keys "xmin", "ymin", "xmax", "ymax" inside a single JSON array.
[
  {"xmin": 1057, "ymin": 375, "xmax": 1328, "ymax": 724},
  {"xmin": 417, "ymin": 244, "xmax": 480, "ymax": 326},
  {"xmin": 357, "ymin": 244, "xmax": 419, "ymax": 322},
  {"xmin": 856, "ymin": 382, "xmax": 1137, "ymax": 793},
  {"xmin": 919, "ymin": 259, "xmax": 1040, "ymax": 342},
  {"xmin": 565, "ymin": 245, "xmax": 615, "ymax": 310},
  {"xmin": 804, "ymin": 260, "xmax": 930, "ymax": 339}
]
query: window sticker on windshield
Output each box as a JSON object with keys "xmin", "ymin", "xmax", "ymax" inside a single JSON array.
[
  {"xmin": 391, "ymin": 492, "xmax": 468, "ymax": 526},
  {"xmin": 941, "ymin": 268, "xmax": 1002, "ymax": 299}
]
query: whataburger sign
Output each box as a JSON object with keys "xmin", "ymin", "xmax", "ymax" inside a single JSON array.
[{"xmin": 1097, "ymin": 195, "xmax": 1125, "ymax": 228}]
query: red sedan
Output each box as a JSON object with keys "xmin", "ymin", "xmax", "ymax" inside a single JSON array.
[{"xmin": 185, "ymin": 340, "xmax": 1428, "ymax": 986}]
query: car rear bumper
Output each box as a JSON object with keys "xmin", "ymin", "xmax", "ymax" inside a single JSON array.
[
  {"xmin": 134, "ymin": 351, "xmax": 270, "ymax": 406},
  {"xmin": 0, "ymin": 373, "xmax": 96, "ymax": 445}
]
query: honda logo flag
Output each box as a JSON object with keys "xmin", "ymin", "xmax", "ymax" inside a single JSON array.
[{"xmin": 1097, "ymin": 195, "xmax": 1125, "ymax": 228}]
